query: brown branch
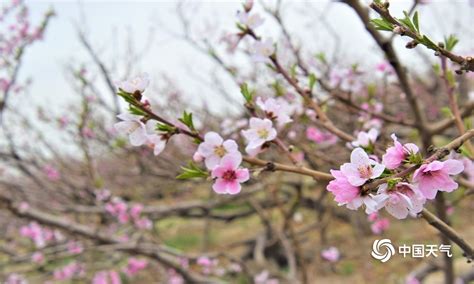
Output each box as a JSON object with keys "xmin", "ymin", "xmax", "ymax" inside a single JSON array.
[
  {"xmin": 1, "ymin": 197, "xmax": 220, "ymax": 283},
  {"xmin": 343, "ymin": 0, "xmax": 432, "ymax": 150},
  {"xmin": 370, "ymin": 1, "xmax": 474, "ymax": 72},
  {"xmin": 420, "ymin": 208, "xmax": 473, "ymax": 261}
]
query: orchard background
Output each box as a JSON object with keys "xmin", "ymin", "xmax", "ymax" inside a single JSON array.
[{"xmin": 0, "ymin": 0, "xmax": 473, "ymax": 283}]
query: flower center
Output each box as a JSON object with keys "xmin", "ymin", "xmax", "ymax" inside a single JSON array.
[
  {"xmin": 214, "ymin": 145, "xmax": 227, "ymax": 157},
  {"xmin": 257, "ymin": 128, "xmax": 269, "ymax": 139},
  {"xmin": 126, "ymin": 122, "xmax": 141, "ymax": 134},
  {"xmin": 357, "ymin": 165, "xmax": 373, "ymax": 179},
  {"xmin": 222, "ymin": 170, "xmax": 237, "ymax": 181}
]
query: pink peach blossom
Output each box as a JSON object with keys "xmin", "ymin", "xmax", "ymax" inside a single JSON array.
[
  {"xmin": 351, "ymin": 128, "xmax": 378, "ymax": 148},
  {"xmin": 197, "ymin": 132, "xmax": 239, "ymax": 170},
  {"xmin": 340, "ymin": 148, "xmax": 385, "ymax": 186},
  {"xmin": 412, "ymin": 159, "xmax": 464, "ymax": 199},
  {"xmin": 376, "ymin": 182, "xmax": 426, "ymax": 219},
  {"xmin": 211, "ymin": 154, "xmax": 249, "ymax": 195},
  {"xmin": 115, "ymin": 73, "xmax": 149, "ymax": 94},
  {"xmin": 251, "ymin": 39, "xmax": 274, "ymax": 63},
  {"xmin": 256, "ymin": 96, "xmax": 292, "ymax": 127},
  {"xmin": 114, "ymin": 113, "xmax": 148, "ymax": 146},
  {"xmin": 242, "ymin": 118, "xmax": 277, "ymax": 155},
  {"xmin": 237, "ymin": 11, "xmax": 264, "ymax": 30},
  {"xmin": 382, "ymin": 134, "xmax": 419, "ymax": 169},
  {"xmin": 327, "ymin": 169, "xmax": 380, "ymax": 213}
]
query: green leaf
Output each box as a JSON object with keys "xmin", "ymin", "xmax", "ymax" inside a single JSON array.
[
  {"xmin": 421, "ymin": 35, "xmax": 438, "ymax": 50},
  {"xmin": 176, "ymin": 162, "xmax": 209, "ymax": 180},
  {"xmin": 400, "ymin": 11, "xmax": 416, "ymax": 33},
  {"xmin": 444, "ymin": 34, "xmax": 459, "ymax": 52},
  {"xmin": 445, "ymin": 70, "xmax": 456, "ymax": 87},
  {"xmin": 290, "ymin": 63, "xmax": 297, "ymax": 80},
  {"xmin": 440, "ymin": 106, "xmax": 453, "ymax": 118},
  {"xmin": 271, "ymin": 81, "xmax": 285, "ymax": 97},
  {"xmin": 117, "ymin": 90, "xmax": 136, "ymax": 105},
  {"xmin": 308, "ymin": 73, "xmax": 317, "ymax": 91},
  {"xmin": 128, "ymin": 105, "xmax": 146, "ymax": 116},
  {"xmin": 240, "ymin": 83, "xmax": 253, "ymax": 103},
  {"xmin": 370, "ymin": 18, "xmax": 394, "ymax": 31},
  {"xmin": 412, "ymin": 11, "xmax": 419, "ymax": 33},
  {"xmin": 178, "ymin": 111, "xmax": 195, "ymax": 130},
  {"xmin": 387, "ymin": 178, "xmax": 402, "ymax": 189},
  {"xmin": 433, "ymin": 63, "xmax": 441, "ymax": 76},
  {"xmin": 236, "ymin": 22, "xmax": 246, "ymax": 32},
  {"xmin": 315, "ymin": 52, "xmax": 326, "ymax": 64},
  {"xmin": 156, "ymin": 123, "xmax": 175, "ymax": 133}
]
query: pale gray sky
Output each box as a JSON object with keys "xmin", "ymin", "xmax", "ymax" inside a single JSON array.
[{"xmin": 13, "ymin": 0, "xmax": 474, "ymax": 121}]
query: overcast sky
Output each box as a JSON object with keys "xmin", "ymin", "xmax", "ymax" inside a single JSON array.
[{"xmin": 12, "ymin": 0, "xmax": 474, "ymax": 121}]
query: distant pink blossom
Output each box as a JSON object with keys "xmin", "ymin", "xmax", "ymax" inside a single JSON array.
[
  {"xmin": 375, "ymin": 61, "xmax": 394, "ymax": 74},
  {"xmin": 31, "ymin": 252, "xmax": 44, "ymax": 263},
  {"xmin": 237, "ymin": 11, "xmax": 264, "ymax": 30},
  {"xmin": 67, "ymin": 241, "xmax": 83, "ymax": 254},
  {"xmin": 256, "ymin": 96, "xmax": 292, "ymax": 127},
  {"xmin": 405, "ymin": 276, "xmax": 421, "ymax": 284},
  {"xmin": 329, "ymin": 67, "xmax": 363, "ymax": 93},
  {"xmin": 95, "ymin": 189, "xmax": 111, "ymax": 201},
  {"xmin": 197, "ymin": 256, "xmax": 218, "ymax": 275},
  {"xmin": 92, "ymin": 270, "xmax": 121, "ymax": 284},
  {"xmin": 43, "ymin": 165, "xmax": 60, "ymax": 181},
  {"xmin": 129, "ymin": 204, "xmax": 143, "ymax": 219},
  {"xmin": 251, "ymin": 39, "xmax": 274, "ymax": 63},
  {"xmin": 167, "ymin": 269, "xmax": 184, "ymax": 284},
  {"xmin": 53, "ymin": 262, "xmax": 85, "ymax": 280},
  {"xmin": 412, "ymin": 159, "xmax": 464, "ymax": 200},
  {"xmin": 18, "ymin": 202, "xmax": 29, "ymax": 212},
  {"xmin": 367, "ymin": 212, "xmax": 379, "ymax": 222},
  {"xmin": 5, "ymin": 274, "xmax": 27, "ymax": 284},
  {"xmin": 460, "ymin": 157, "xmax": 474, "ymax": 182},
  {"xmin": 351, "ymin": 128, "xmax": 378, "ymax": 148},
  {"xmin": 134, "ymin": 217, "xmax": 152, "ymax": 230},
  {"xmin": 0, "ymin": 78, "xmax": 11, "ymax": 92},
  {"xmin": 321, "ymin": 247, "xmax": 340, "ymax": 262},
  {"xmin": 81, "ymin": 127, "xmax": 95, "ymax": 139},
  {"xmin": 123, "ymin": 258, "xmax": 148, "ymax": 277},
  {"xmin": 306, "ymin": 126, "xmax": 337, "ymax": 144},
  {"xmin": 254, "ymin": 270, "xmax": 279, "ymax": 284},
  {"xmin": 58, "ymin": 115, "xmax": 69, "ymax": 128},
  {"xmin": 20, "ymin": 222, "xmax": 54, "ymax": 248},
  {"xmin": 371, "ymin": 218, "xmax": 390, "ymax": 234},
  {"xmin": 382, "ymin": 134, "xmax": 419, "ymax": 169},
  {"xmin": 211, "ymin": 153, "xmax": 249, "ymax": 195},
  {"xmin": 197, "ymin": 132, "xmax": 240, "ymax": 170}
]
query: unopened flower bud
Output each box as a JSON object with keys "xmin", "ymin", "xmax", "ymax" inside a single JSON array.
[
  {"xmin": 243, "ymin": 0, "xmax": 254, "ymax": 12},
  {"xmin": 405, "ymin": 40, "xmax": 418, "ymax": 49}
]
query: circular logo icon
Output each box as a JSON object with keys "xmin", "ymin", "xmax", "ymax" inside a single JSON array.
[{"xmin": 371, "ymin": 239, "xmax": 395, "ymax": 262}]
